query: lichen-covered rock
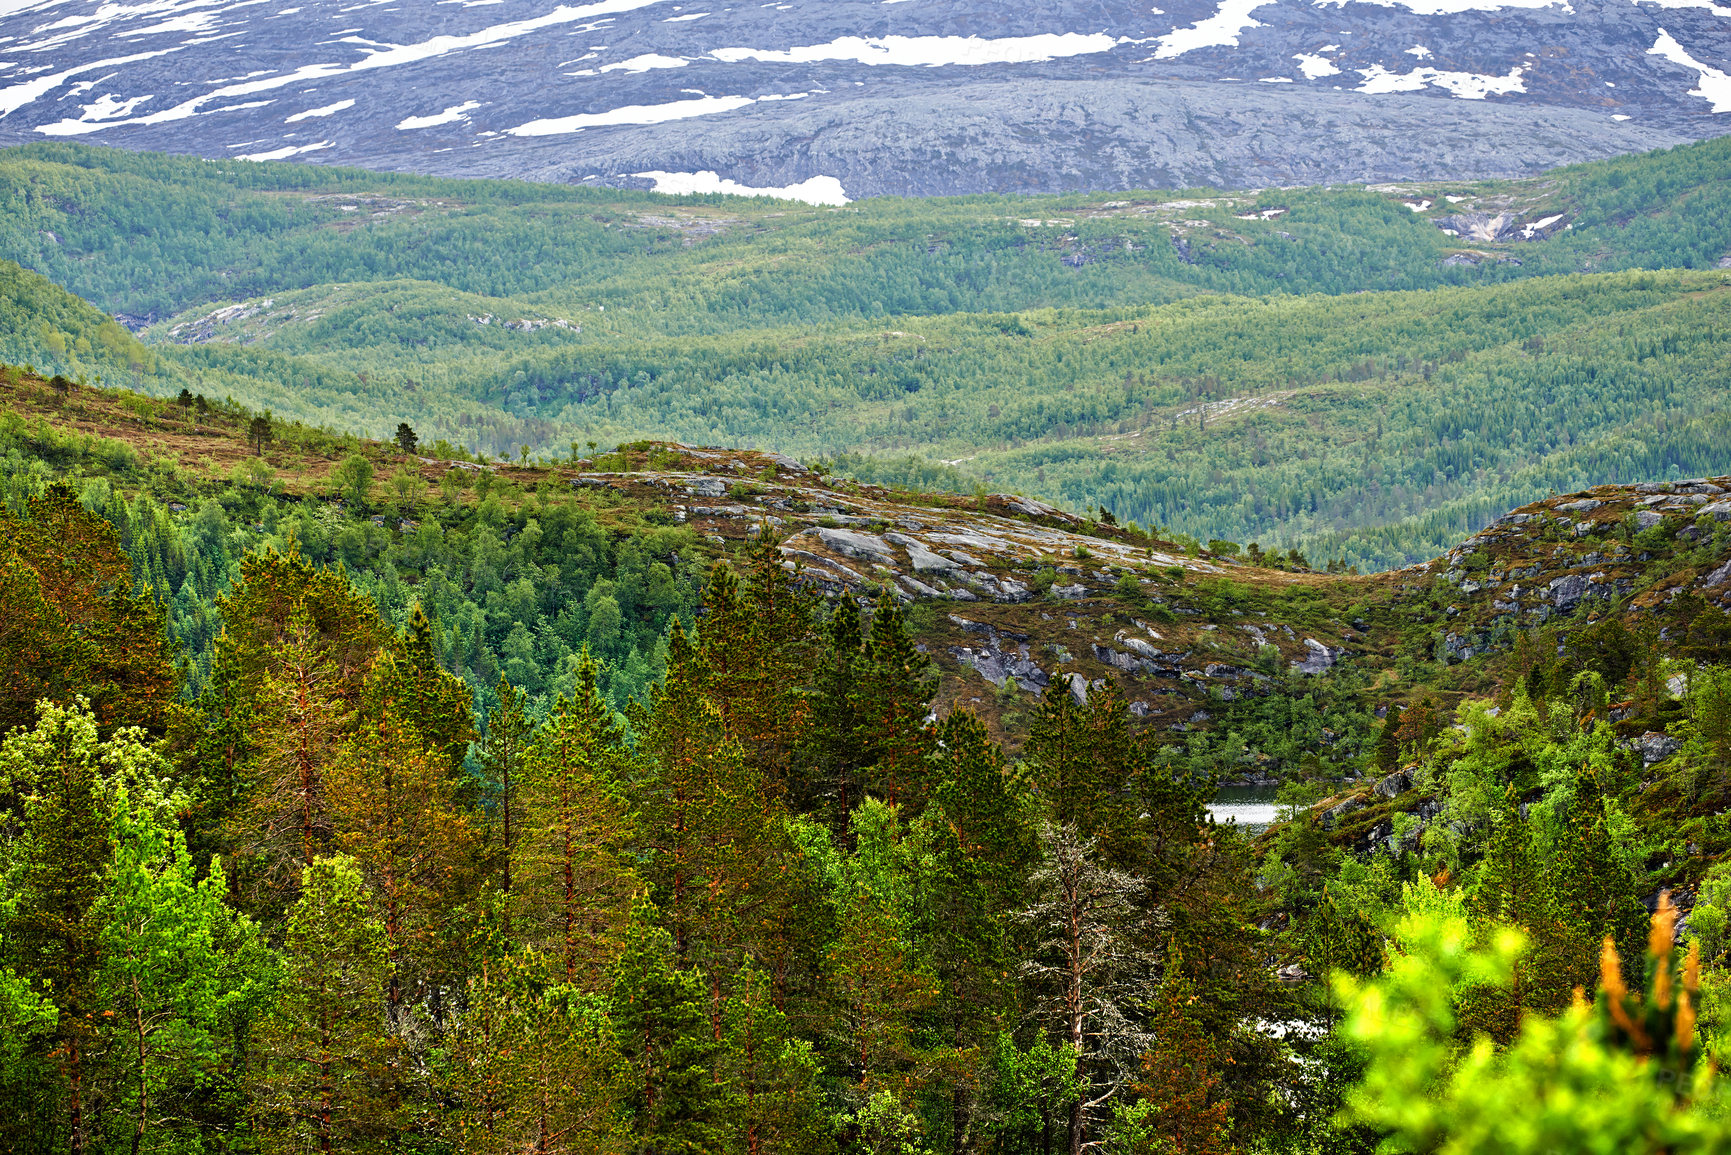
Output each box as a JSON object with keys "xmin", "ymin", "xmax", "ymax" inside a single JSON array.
[{"xmin": 1290, "ymin": 638, "xmax": 1339, "ymax": 675}]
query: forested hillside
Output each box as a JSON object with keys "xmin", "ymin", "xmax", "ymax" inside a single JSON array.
[
  {"xmin": 2, "ymin": 141, "xmax": 1731, "ymax": 568},
  {"xmin": 5, "ymin": 367, "xmax": 1731, "ymax": 1152}
]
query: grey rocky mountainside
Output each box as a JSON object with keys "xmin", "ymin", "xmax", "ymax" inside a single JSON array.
[{"xmin": 0, "ymin": 0, "xmax": 1723, "ymax": 196}]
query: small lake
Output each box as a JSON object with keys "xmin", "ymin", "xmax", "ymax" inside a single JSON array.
[{"xmin": 1207, "ymin": 785, "xmax": 1282, "ymax": 830}]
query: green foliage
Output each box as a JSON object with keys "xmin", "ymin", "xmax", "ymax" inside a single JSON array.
[{"xmin": 1337, "ymin": 909, "xmax": 1728, "ymax": 1154}]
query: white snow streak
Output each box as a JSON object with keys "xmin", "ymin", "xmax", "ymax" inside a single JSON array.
[
  {"xmin": 710, "ymin": 32, "xmax": 1124, "ymax": 68},
  {"xmin": 633, "ymin": 169, "xmax": 850, "ymax": 205},
  {"xmin": 1650, "ymin": 28, "xmax": 1731, "ymax": 111},
  {"xmin": 285, "ymin": 97, "xmax": 353, "ymax": 121},
  {"xmin": 17, "ymin": 0, "xmax": 675, "ymax": 130},
  {"xmin": 507, "ymin": 92, "xmax": 754, "ymax": 134},
  {"xmin": 1635, "ymin": 0, "xmax": 1731, "ymax": 16},
  {"xmin": 396, "ymin": 98, "xmax": 481, "ymax": 128},
  {"xmin": 1293, "ymin": 50, "xmax": 1340, "ymax": 78},
  {"xmin": 601, "ymin": 52, "xmax": 686, "ymax": 71},
  {"xmin": 236, "ymin": 137, "xmax": 332, "ymax": 160},
  {"xmin": 0, "ymin": 46, "xmax": 181, "ymax": 118}
]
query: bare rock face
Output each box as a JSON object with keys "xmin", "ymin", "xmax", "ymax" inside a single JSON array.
[
  {"xmin": 1290, "ymin": 638, "xmax": 1340, "ymax": 675},
  {"xmin": 0, "ymin": 0, "xmax": 1718, "ymax": 195}
]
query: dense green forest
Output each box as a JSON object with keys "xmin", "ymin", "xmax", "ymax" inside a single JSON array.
[
  {"xmin": 5, "ymin": 362, "xmax": 1731, "ymax": 1153},
  {"xmin": 2, "ymin": 140, "xmax": 1730, "ymax": 569}
]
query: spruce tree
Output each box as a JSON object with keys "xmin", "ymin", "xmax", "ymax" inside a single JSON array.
[
  {"xmin": 479, "ymin": 677, "xmax": 534, "ymax": 901},
  {"xmin": 807, "ymin": 601, "xmax": 866, "ymax": 829},
  {"xmin": 849, "ymin": 592, "xmax": 935, "ymax": 810},
  {"xmin": 609, "ymin": 901, "xmax": 722, "ymax": 1154}
]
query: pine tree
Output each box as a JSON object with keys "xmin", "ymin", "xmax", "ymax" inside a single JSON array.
[
  {"xmin": 1019, "ymin": 822, "xmax": 1156, "ymax": 1155},
  {"xmin": 1023, "ymin": 675, "xmax": 1093, "ymax": 828},
  {"xmin": 632, "ymin": 621, "xmax": 780, "ymax": 975},
  {"xmin": 235, "ymin": 603, "xmax": 353, "ymax": 915},
  {"xmin": 918, "ymin": 710, "xmax": 1037, "ymax": 1150},
  {"xmin": 694, "ymin": 542, "xmax": 815, "ymax": 794},
  {"xmin": 717, "ymin": 964, "xmax": 829, "ymax": 1154},
  {"xmin": 252, "ymin": 856, "xmax": 397, "ymax": 1155},
  {"xmin": 327, "ymin": 687, "xmax": 479, "ymax": 1030},
  {"xmin": 0, "ymin": 484, "xmax": 176, "ymax": 734},
  {"xmin": 517, "ymin": 654, "xmax": 635, "ymax": 986},
  {"xmin": 364, "ymin": 603, "xmax": 475, "ymax": 776}
]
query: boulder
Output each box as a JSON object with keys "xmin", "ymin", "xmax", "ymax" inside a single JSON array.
[
  {"xmin": 1290, "ymin": 638, "xmax": 1339, "ymax": 675},
  {"xmin": 683, "ymin": 477, "xmax": 728, "ymax": 498},
  {"xmin": 885, "ymin": 531, "xmax": 962, "ymax": 573},
  {"xmin": 1322, "ymin": 795, "xmax": 1366, "ymax": 828},
  {"xmin": 1066, "ymin": 672, "xmax": 1089, "ymax": 706},
  {"xmin": 1634, "ymin": 731, "xmax": 1682, "ymax": 766},
  {"xmin": 1702, "ymin": 502, "xmax": 1731, "ymax": 522},
  {"xmin": 814, "ymin": 527, "xmax": 896, "ymax": 565},
  {"xmin": 1374, "ymin": 770, "xmax": 1411, "ymax": 799},
  {"xmin": 1548, "ymin": 572, "xmax": 1590, "ymax": 610}
]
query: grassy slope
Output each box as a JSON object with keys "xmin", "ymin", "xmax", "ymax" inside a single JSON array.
[{"xmin": 3, "ymin": 139, "xmax": 1730, "ymax": 569}]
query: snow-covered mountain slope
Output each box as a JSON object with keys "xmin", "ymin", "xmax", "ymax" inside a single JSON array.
[{"xmin": 0, "ymin": 0, "xmax": 1725, "ymax": 195}]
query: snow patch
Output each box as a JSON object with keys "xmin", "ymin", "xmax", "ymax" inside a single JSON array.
[
  {"xmin": 19, "ymin": 0, "xmax": 677, "ymax": 134},
  {"xmin": 601, "ymin": 52, "xmax": 687, "ymax": 71},
  {"xmin": 633, "ymin": 169, "xmax": 850, "ymax": 205},
  {"xmin": 1153, "ymin": 0, "xmax": 1273, "ymax": 58},
  {"xmin": 1636, "ymin": 0, "xmax": 1731, "ymax": 15},
  {"xmin": 1356, "ymin": 62, "xmax": 1526, "ymax": 99},
  {"xmin": 236, "ymin": 138, "xmax": 333, "ymax": 161},
  {"xmin": 396, "ymin": 99, "xmax": 481, "ymax": 128},
  {"xmin": 0, "ymin": 46, "xmax": 182, "ymax": 120},
  {"xmin": 1294, "ymin": 51, "xmax": 1341, "ymax": 78},
  {"xmin": 1650, "ymin": 28, "xmax": 1731, "ymax": 111},
  {"xmin": 710, "ymin": 32, "xmax": 1125, "ymax": 68},
  {"xmin": 507, "ymin": 92, "xmax": 756, "ymax": 134},
  {"xmin": 1521, "ymin": 213, "xmax": 1563, "ymax": 237},
  {"xmin": 285, "ymin": 97, "xmax": 354, "ymax": 121}
]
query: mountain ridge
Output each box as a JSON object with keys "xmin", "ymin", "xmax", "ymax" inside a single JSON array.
[{"xmin": 0, "ymin": 0, "xmax": 1727, "ymax": 195}]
